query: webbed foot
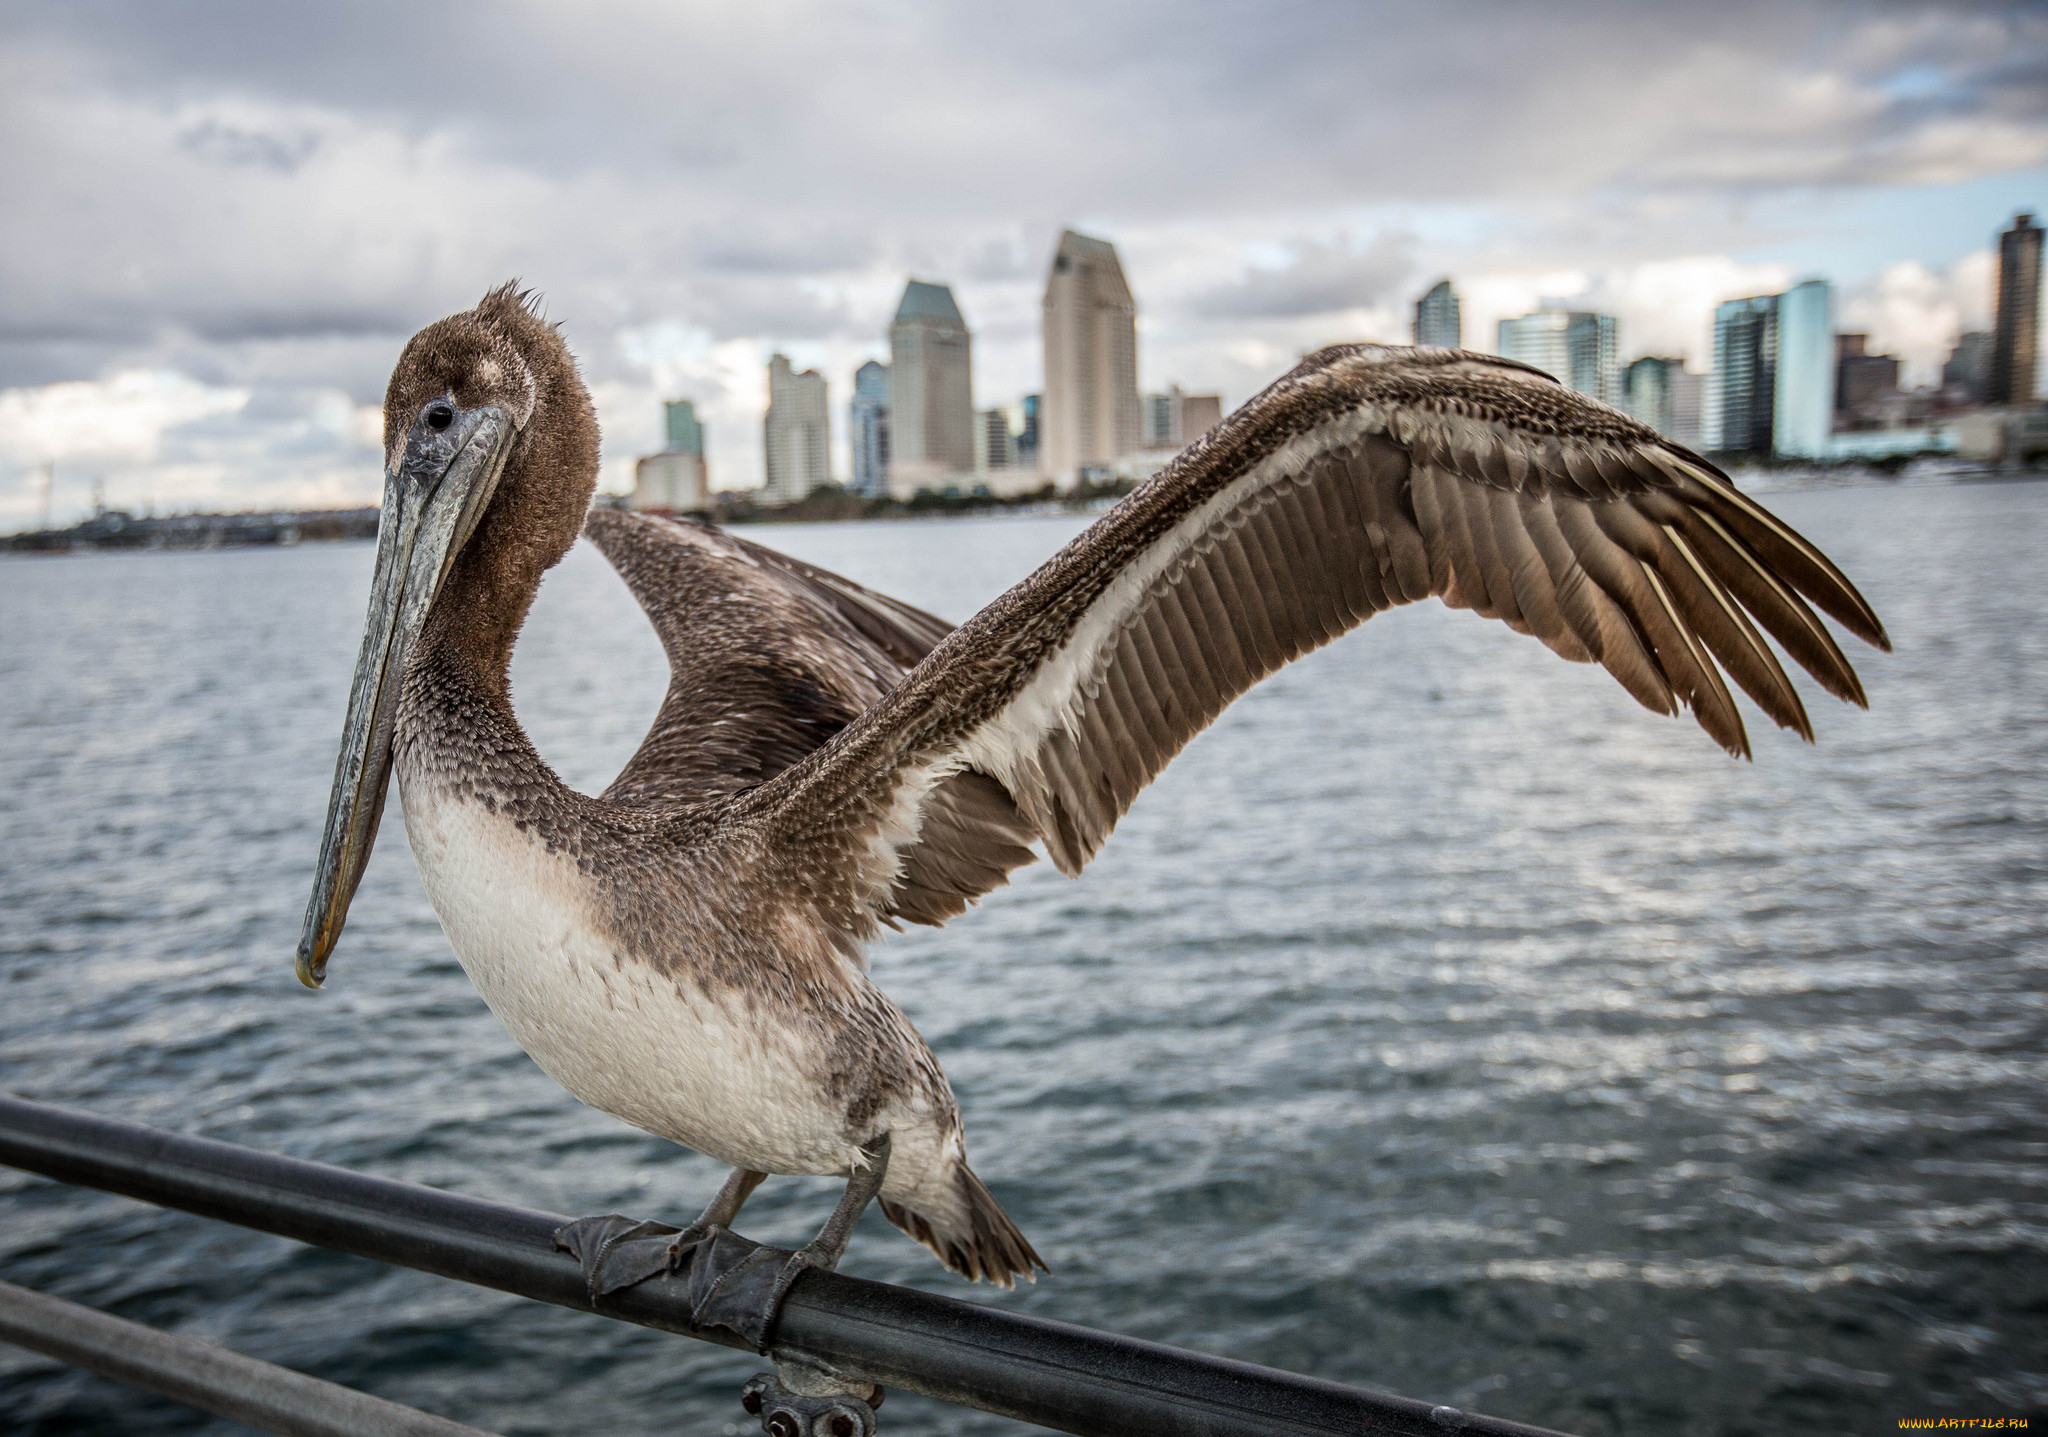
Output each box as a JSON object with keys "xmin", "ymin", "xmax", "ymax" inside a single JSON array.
[
  {"xmin": 552, "ymin": 1136, "xmax": 891, "ymax": 1356},
  {"xmin": 553, "ymin": 1213, "xmax": 705, "ymax": 1300},
  {"xmin": 553, "ymin": 1164, "xmax": 769, "ymax": 1301}
]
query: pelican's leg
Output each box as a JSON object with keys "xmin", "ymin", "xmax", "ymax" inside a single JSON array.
[
  {"xmin": 690, "ymin": 1132, "xmax": 895, "ymax": 1343},
  {"xmin": 682, "ymin": 1165, "xmax": 770, "ymax": 1239},
  {"xmin": 731, "ymin": 1135, "xmax": 894, "ymax": 1434},
  {"xmin": 552, "ymin": 1165, "xmax": 768, "ymax": 1301},
  {"xmin": 555, "ymin": 1135, "xmax": 893, "ymax": 1354},
  {"xmin": 795, "ymin": 1132, "xmax": 890, "ymax": 1273}
]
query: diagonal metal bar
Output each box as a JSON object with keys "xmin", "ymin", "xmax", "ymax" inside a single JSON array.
[
  {"xmin": 0, "ymin": 1092, "xmax": 1573, "ymax": 1437},
  {"xmin": 0, "ymin": 1277, "xmax": 496, "ymax": 1437}
]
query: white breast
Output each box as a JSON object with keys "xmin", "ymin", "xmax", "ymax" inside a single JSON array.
[{"xmin": 396, "ymin": 778, "xmax": 867, "ymax": 1177}]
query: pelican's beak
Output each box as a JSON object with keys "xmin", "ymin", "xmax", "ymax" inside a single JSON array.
[{"xmin": 295, "ymin": 403, "xmax": 515, "ymax": 988}]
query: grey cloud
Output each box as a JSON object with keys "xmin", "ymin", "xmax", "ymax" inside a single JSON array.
[
  {"xmin": 1, "ymin": 0, "xmax": 2042, "ymax": 516},
  {"xmin": 689, "ymin": 229, "xmax": 882, "ymax": 277},
  {"xmin": 177, "ymin": 118, "xmax": 322, "ymax": 172},
  {"xmin": 1190, "ymin": 235, "xmax": 1418, "ymax": 321}
]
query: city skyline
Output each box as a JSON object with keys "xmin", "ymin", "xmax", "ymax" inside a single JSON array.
[{"xmin": 0, "ymin": 4, "xmax": 2043, "ymax": 525}]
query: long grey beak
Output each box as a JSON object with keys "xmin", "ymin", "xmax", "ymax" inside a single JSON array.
[{"xmin": 295, "ymin": 405, "xmax": 515, "ymax": 988}]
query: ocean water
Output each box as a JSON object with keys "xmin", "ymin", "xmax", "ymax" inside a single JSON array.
[{"xmin": 1, "ymin": 479, "xmax": 2044, "ymax": 1435}]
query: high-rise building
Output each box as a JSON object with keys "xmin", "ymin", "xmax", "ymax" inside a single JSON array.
[
  {"xmin": 1177, "ymin": 392, "xmax": 1223, "ymax": 444},
  {"xmin": 889, "ymin": 280, "xmax": 975, "ymax": 483},
  {"xmin": 1773, "ymin": 279, "xmax": 1835, "ymax": 459},
  {"xmin": 1497, "ymin": 309, "xmax": 1619, "ymax": 406},
  {"xmin": 849, "ymin": 360, "xmax": 890, "ymax": 498},
  {"xmin": 633, "ymin": 452, "xmax": 708, "ymax": 511},
  {"xmin": 1625, "ymin": 357, "xmax": 1681, "ymax": 436},
  {"xmin": 633, "ymin": 397, "xmax": 709, "ymax": 511},
  {"xmin": 1990, "ymin": 212, "xmax": 2042, "ymax": 406},
  {"xmin": 1042, "ymin": 230, "xmax": 1142, "ymax": 484},
  {"xmin": 1013, "ymin": 393, "xmax": 1041, "ymax": 471},
  {"xmin": 1836, "ymin": 334, "xmax": 1901, "ymax": 426},
  {"xmin": 1706, "ymin": 295, "xmax": 1778, "ymax": 454},
  {"xmin": 1145, "ymin": 392, "xmax": 1174, "ymax": 449},
  {"xmin": 664, "ymin": 399, "xmax": 705, "ymax": 455},
  {"xmin": 974, "ymin": 409, "xmax": 1014, "ymax": 474},
  {"xmin": 1413, "ymin": 279, "xmax": 1462, "ymax": 348},
  {"xmin": 763, "ymin": 354, "xmax": 829, "ymax": 504},
  {"xmin": 1945, "ymin": 331, "xmax": 1992, "ymax": 402},
  {"xmin": 1669, "ymin": 368, "xmax": 1704, "ymax": 450},
  {"xmin": 1623, "ymin": 358, "xmax": 1705, "ymax": 449},
  {"xmin": 1144, "ymin": 383, "xmax": 1224, "ymax": 450},
  {"xmin": 1146, "ymin": 384, "xmax": 1220, "ymax": 452}
]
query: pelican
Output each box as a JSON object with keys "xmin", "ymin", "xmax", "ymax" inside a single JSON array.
[{"xmin": 298, "ymin": 285, "xmax": 1886, "ymax": 1321}]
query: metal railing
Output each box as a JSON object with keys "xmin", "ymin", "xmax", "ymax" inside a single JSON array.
[
  {"xmin": 0, "ymin": 1276, "xmax": 493, "ymax": 1437},
  {"xmin": 0, "ymin": 1093, "xmax": 1571, "ymax": 1436}
]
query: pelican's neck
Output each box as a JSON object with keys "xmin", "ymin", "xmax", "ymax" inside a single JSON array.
[{"xmin": 397, "ymin": 521, "xmax": 562, "ymax": 809}]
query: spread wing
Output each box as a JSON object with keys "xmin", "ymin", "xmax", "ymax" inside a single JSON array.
[
  {"xmin": 582, "ymin": 510, "xmax": 1036, "ymax": 923},
  {"xmin": 738, "ymin": 344, "xmax": 1890, "ymax": 949}
]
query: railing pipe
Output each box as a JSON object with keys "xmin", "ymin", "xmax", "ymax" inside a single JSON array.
[
  {"xmin": 0, "ymin": 1277, "xmax": 496, "ymax": 1437},
  {"xmin": 0, "ymin": 1093, "xmax": 1570, "ymax": 1437}
]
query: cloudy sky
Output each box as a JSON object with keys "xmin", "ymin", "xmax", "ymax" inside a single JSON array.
[{"xmin": 1, "ymin": 1, "xmax": 2043, "ymax": 529}]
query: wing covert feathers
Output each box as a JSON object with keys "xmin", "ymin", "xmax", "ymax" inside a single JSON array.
[
  {"xmin": 732, "ymin": 344, "xmax": 1887, "ymax": 943},
  {"xmin": 582, "ymin": 509, "xmax": 1037, "ymax": 926}
]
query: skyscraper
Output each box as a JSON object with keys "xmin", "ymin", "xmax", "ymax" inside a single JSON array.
[
  {"xmin": 1706, "ymin": 295, "xmax": 1778, "ymax": 455},
  {"xmin": 849, "ymin": 360, "xmax": 890, "ymax": 498},
  {"xmin": 1042, "ymin": 230, "xmax": 1142, "ymax": 483},
  {"xmin": 1497, "ymin": 309, "xmax": 1619, "ymax": 406},
  {"xmin": 634, "ymin": 397, "xmax": 708, "ymax": 511},
  {"xmin": 1013, "ymin": 394, "xmax": 1041, "ymax": 471},
  {"xmin": 889, "ymin": 280, "xmax": 975, "ymax": 483},
  {"xmin": 1772, "ymin": 279, "xmax": 1835, "ymax": 459},
  {"xmin": 1990, "ymin": 212, "xmax": 2042, "ymax": 406},
  {"xmin": 974, "ymin": 409, "xmax": 1014, "ymax": 474},
  {"xmin": 1146, "ymin": 392, "xmax": 1174, "ymax": 449},
  {"xmin": 1669, "ymin": 368, "xmax": 1703, "ymax": 451},
  {"xmin": 664, "ymin": 399, "xmax": 705, "ymax": 455},
  {"xmin": 1625, "ymin": 357, "xmax": 1681, "ymax": 436},
  {"xmin": 1413, "ymin": 279, "xmax": 1461, "ymax": 348},
  {"xmin": 763, "ymin": 354, "xmax": 829, "ymax": 504},
  {"xmin": 1945, "ymin": 332, "xmax": 1992, "ymax": 402},
  {"xmin": 1623, "ymin": 358, "xmax": 1703, "ymax": 449}
]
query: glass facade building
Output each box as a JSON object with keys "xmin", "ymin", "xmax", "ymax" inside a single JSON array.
[
  {"xmin": 1497, "ymin": 310, "xmax": 1619, "ymax": 406},
  {"xmin": 1626, "ymin": 357, "xmax": 1679, "ymax": 436},
  {"xmin": 1772, "ymin": 279, "xmax": 1835, "ymax": 460},
  {"xmin": 1013, "ymin": 394, "xmax": 1040, "ymax": 471},
  {"xmin": 848, "ymin": 360, "xmax": 890, "ymax": 498},
  {"xmin": 1706, "ymin": 295, "xmax": 1778, "ymax": 455},
  {"xmin": 1413, "ymin": 279, "xmax": 1461, "ymax": 348},
  {"xmin": 1991, "ymin": 213, "xmax": 2042, "ymax": 406},
  {"xmin": 663, "ymin": 399, "xmax": 705, "ymax": 455}
]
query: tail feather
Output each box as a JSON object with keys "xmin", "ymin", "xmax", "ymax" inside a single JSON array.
[{"xmin": 882, "ymin": 1163, "xmax": 1044, "ymax": 1287}]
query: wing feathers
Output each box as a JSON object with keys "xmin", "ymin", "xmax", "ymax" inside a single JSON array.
[
  {"xmin": 1662, "ymin": 523, "xmax": 1813, "ymax": 741},
  {"xmin": 1673, "ymin": 465, "xmax": 1890, "ymax": 650},
  {"xmin": 1592, "ymin": 499, "xmax": 1811, "ymax": 741},
  {"xmin": 737, "ymin": 345, "xmax": 1885, "ymax": 943},
  {"xmin": 1674, "ymin": 505, "xmax": 1868, "ymax": 708}
]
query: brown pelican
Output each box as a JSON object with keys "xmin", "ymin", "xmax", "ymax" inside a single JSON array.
[{"xmin": 297, "ymin": 284, "xmax": 1886, "ymax": 1320}]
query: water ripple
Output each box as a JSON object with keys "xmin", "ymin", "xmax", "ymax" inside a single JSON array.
[{"xmin": 2, "ymin": 485, "xmax": 2046, "ymax": 1433}]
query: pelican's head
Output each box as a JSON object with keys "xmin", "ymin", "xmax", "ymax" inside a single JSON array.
[{"xmin": 295, "ymin": 284, "xmax": 596, "ymax": 989}]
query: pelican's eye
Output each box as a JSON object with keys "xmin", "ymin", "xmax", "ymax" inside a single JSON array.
[{"xmin": 426, "ymin": 404, "xmax": 455, "ymax": 432}]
